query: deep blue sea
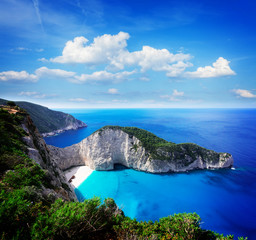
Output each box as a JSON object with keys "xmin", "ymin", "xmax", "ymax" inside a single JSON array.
[{"xmin": 45, "ymin": 109, "xmax": 256, "ymax": 239}]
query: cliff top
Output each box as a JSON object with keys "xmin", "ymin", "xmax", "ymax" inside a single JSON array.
[{"xmin": 97, "ymin": 125, "xmax": 232, "ymax": 161}]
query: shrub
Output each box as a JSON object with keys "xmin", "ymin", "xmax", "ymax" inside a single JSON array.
[
  {"xmin": 7, "ymin": 101, "xmax": 16, "ymax": 107},
  {"xmin": 31, "ymin": 197, "xmax": 123, "ymax": 240}
]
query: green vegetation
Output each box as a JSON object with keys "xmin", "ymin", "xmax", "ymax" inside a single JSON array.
[
  {"xmin": 98, "ymin": 126, "xmax": 230, "ymax": 162},
  {"xmin": 0, "ymin": 98, "xmax": 86, "ymax": 134},
  {"xmin": 0, "ymin": 108, "xmax": 244, "ymax": 239},
  {"xmin": 0, "ymin": 107, "xmax": 28, "ymax": 175}
]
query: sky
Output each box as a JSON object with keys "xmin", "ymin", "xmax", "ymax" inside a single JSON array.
[{"xmin": 0, "ymin": 0, "xmax": 256, "ymax": 108}]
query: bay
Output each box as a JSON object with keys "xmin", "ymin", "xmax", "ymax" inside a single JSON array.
[{"xmin": 45, "ymin": 108, "xmax": 256, "ymax": 238}]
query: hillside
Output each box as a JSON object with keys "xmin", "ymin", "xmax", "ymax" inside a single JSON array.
[
  {"xmin": 0, "ymin": 105, "xmax": 243, "ymax": 239},
  {"xmin": 0, "ymin": 98, "xmax": 87, "ymax": 136},
  {"xmin": 49, "ymin": 125, "xmax": 233, "ymax": 172}
]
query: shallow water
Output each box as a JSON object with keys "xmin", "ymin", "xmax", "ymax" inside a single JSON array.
[{"xmin": 45, "ymin": 108, "xmax": 256, "ymax": 238}]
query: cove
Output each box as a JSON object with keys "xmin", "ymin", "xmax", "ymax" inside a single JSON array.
[
  {"xmin": 46, "ymin": 108, "xmax": 256, "ymax": 238},
  {"xmin": 75, "ymin": 167, "xmax": 255, "ymax": 239}
]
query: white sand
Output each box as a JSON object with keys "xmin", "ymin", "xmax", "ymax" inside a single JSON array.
[{"xmin": 64, "ymin": 166, "xmax": 94, "ymax": 188}]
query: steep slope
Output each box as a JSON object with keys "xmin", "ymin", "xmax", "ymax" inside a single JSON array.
[
  {"xmin": 49, "ymin": 126, "xmax": 233, "ymax": 173},
  {"xmin": 0, "ymin": 105, "xmax": 76, "ymax": 201},
  {"xmin": 0, "ymin": 98, "xmax": 87, "ymax": 136}
]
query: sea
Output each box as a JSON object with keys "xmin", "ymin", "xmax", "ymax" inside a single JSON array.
[{"xmin": 44, "ymin": 108, "xmax": 256, "ymax": 239}]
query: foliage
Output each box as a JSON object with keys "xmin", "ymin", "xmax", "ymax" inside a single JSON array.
[
  {"xmin": 98, "ymin": 126, "xmax": 229, "ymax": 162},
  {"xmin": 31, "ymin": 197, "xmax": 122, "ymax": 240},
  {"xmin": 16, "ymin": 100, "xmax": 85, "ymax": 134},
  {"xmin": 114, "ymin": 213, "xmax": 238, "ymax": 240},
  {"xmin": 6, "ymin": 101, "xmax": 16, "ymax": 107},
  {"xmin": 0, "ymin": 108, "xmax": 27, "ymax": 175},
  {"xmin": 3, "ymin": 155, "xmax": 46, "ymax": 189},
  {"xmin": 0, "ymin": 186, "xmax": 45, "ymax": 239},
  {"xmin": 0, "ymin": 151, "xmax": 47, "ymax": 239}
]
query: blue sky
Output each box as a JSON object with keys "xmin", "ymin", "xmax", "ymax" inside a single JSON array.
[{"xmin": 0, "ymin": 0, "xmax": 256, "ymax": 108}]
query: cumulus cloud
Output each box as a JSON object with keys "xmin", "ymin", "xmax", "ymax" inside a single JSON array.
[
  {"xmin": 108, "ymin": 88, "xmax": 119, "ymax": 94},
  {"xmin": 161, "ymin": 89, "xmax": 184, "ymax": 101},
  {"xmin": 50, "ymin": 32, "xmax": 192, "ymax": 77},
  {"xmin": 51, "ymin": 32, "xmax": 130, "ymax": 64},
  {"xmin": 233, "ymin": 89, "xmax": 256, "ymax": 98},
  {"xmin": 71, "ymin": 70, "xmax": 136, "ymax": 84},
  {"xmin": 69, "ymin": 98, "xmax": 87, "ymax": 102},
  {"xmin": 0, "ymin": 66, "xmax": 135, "ymax": 85},
  {"xmin": 111, "ymin": 46, "xmax": 192, "ymax": 77},
  {"xmin": 35, "ymin": 67, "xmax": 76, "ymax": 78},
  {"xmin": 185, "ymin": 57, "xmax": 235, "ymax": 78},
  {"xmin": 0, "ymin": 70, "xmax": 38, "ymax": 82}
]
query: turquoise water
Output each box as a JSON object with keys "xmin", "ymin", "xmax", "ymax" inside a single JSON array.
[{"xmin": 45, "ymin": 109, "xmax": 256, "ymax": 238}]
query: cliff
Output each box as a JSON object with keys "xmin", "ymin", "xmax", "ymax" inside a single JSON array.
[
  {"xmin": 49, "ymin": 126, "xmax": 233, "ymax": 173},
  {"xmin": 0, "ymin": 105, "xmax": 77, "ymax": 201},
  {"xmin": 0, "ymin": 98, "xmax": 87, "ymax": 137}
]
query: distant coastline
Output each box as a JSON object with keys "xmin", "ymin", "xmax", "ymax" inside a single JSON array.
[{"xmin": 42, "ymin": 123, "xmax": 87, "ymax": 137}]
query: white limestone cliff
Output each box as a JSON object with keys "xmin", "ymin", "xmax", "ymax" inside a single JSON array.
[{"xmin": 48, "ymin": 127, "xmax": 233, "ymax": 173}]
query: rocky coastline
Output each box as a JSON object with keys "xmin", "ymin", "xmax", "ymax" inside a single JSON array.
[
  {"xmin": 48, "ymin": 126, "xmax": 233, "ymax": 173},
  {"xmin": 42, "ymin": 121, "xmax": 87, "ymax": 137}
]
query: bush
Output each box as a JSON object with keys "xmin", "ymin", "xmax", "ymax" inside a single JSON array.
[
  {"xmin": 3, "ymin": 157, "xmax": 45, "ymax": 189},
  {"xmin": 0, "ymin": 186, "xmax": 45, "ymax": 239},
  {"xmin": 31, "ymin": 197, "xmax": 123, "ymax": 240},
  {"xmin": 7, "ymin": 101, "xmax": 16, "ymax": 107}
]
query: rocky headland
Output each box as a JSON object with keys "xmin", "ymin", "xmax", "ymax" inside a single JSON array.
[
  {"xmin": 0, "ymin": 98, "xmax": 87, "ymax": 137},
  {"xmin": 49, "ymin": 126, "xmax": 233, "ymax": 173}
]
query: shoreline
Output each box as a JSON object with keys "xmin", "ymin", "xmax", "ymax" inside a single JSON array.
[
  {"xmin": 42, "ymin": 124, "xmax": 87, "ymax": 137},
  {"xmin": 64, "ymin": 166, "xmax": 94, "ymax": 188}
]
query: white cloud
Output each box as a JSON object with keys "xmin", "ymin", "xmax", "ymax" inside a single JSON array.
[
  {"xmin": 19, "ymin": 91, "xmax": 38, "ymax": 96},
  {"xmin": 161, "ymin": 89, "xmax": 184, "ymax": 101},
  {"xmin": 0, "ymin": 70, "xmax": 38, "ymax": 82},
  {"xmin": 16, "ymin": 47, "xmax": 31, "ymax": 51},
  {"xmin": 71, "ymin": 70, "xmax": 136, "ymax": 84},
  {"xmin": 69, "ymin": 98, "xmax": 87, "ymax": 102},
  {"xmin": 18, "ymin": 91, "xmax": 56, "ymax": 99},
  {"xmin": 32, "ymin": 0, "xmax": 44, "ymax": 32},
  {"xmin": 35, "ymin": 48, "xmax": 44, "ymax": 52},
  {"xmin": 38, "ymin": 58, "xmax": 48, "ymax": 62},
  {"xmin": 233, "ymin": 89, "xmax": 256, "ymax": 98},
  {"xmin": 35, "ymin": 67, "xmax": 76, "ymax": 78},
  {"xmin": 111, "ymin": 46, "xmax": 192, "ymax": 77},
  {"xmin": 50, "ymin": 32, "xmax": 192, "ymax": 77},
  {"xmin": 51, "ymin": 32, "xmax": 130, "ymax": 64},
  {"xmin": 140, "ymin": 76, "xmax": 150, "ymax": 81},
  {"xmin": 112, "ymin": 99, "xmax": 128, "ymax": 103},
  {"xmin": 0, "ymin": 66, "xmax": 135, "ymax": 85},
  {"xmin": 108, "ymin": 88, "xmax": 119, "ymax": 94},
  {"xmin": 172, "ymin": 89, "xmax": 184, "ymax": 97},
  {"xmin": 185, "ymin": 57, "xmax": 235, "ymax": 78}
]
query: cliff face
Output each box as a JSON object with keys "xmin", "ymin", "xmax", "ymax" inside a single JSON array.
[
  {"xmin": 0, "ymin": 98, "xmax": 87, "ymax": 137},
  {"xmin": 21, "ymin": 114, "xmax": 77, "ymax": 201},
  {"xmin": 49, "ymin": 127, "xmax": 233, "ymax": 173}
]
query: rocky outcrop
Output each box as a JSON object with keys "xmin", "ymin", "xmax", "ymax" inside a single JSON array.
[
  {"xmin": 42, "ymin": 121, "xmax": 87, "ymax": 137},
  {"xmin": 48, "ymin": 126, "xmax": 233, "ymax": 173},
  {"xmin": 21, "ymin": 114, "xmax": 77, "ymax": 201}
]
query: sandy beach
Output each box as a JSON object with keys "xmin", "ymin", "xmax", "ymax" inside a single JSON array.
[{"xmin": 64, "ymin": 166, "xmax": 94, "ymax": 188}]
